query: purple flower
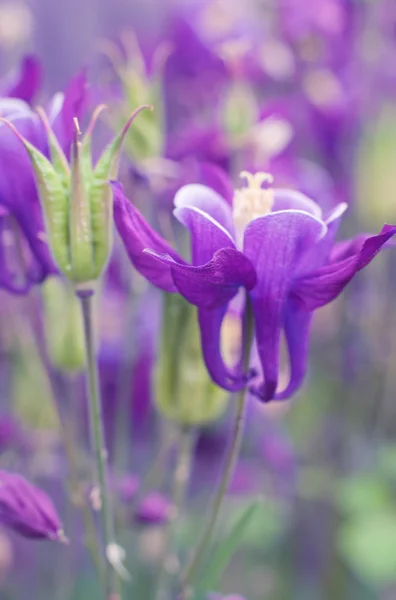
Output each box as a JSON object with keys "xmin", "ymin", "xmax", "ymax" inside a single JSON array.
[
  {"xmin": 0, "ymin": 55, "xmax": 42, "ymax": 104},
  {"xmin": 0, "ymin": 71, "xmax": 88, "ymax": 291},
  {"xmin": 0, "ymin": 471, "xmax": 65, "ymax": 541},
  {"xmin": 112, "ymin": 171, "xmax": 395, "ymax": 402}
]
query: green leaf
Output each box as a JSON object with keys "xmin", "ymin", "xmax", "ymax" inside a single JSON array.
[
  {"xmin": 197, "ymin": 498, "xmax": 262, "ymax": 596},
  {"xmin": 338, "ymin": 511, "xmax": 396, "ymax": 586}
]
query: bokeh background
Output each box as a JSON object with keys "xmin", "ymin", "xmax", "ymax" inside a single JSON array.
[{"xmin": 1, "ymin": 0, "xmax": 396, "ymax": 599}]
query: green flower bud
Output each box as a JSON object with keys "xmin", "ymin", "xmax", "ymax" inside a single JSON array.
[
  {"xmin": 42, "ymin": 277, "xmax": 86, "ymax": 372},
  {"xmin": 100, "ymin": 34, "xmax": 169, "ymax": 161},
  {"xmin": 1, "ymin": 104, "xmax": 150, "ymax": 290},
  {"xmin": 155, "ymin": 294, "xmax": 228, "ymax": 426}
]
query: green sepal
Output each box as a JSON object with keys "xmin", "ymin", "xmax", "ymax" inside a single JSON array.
[
  {"xmin": 18, "ymin": 136, "xmax": 70, "ymax": 275},
  {"xmin": 69, "ymin": 129, "xmax": 93, "ymax": 282},
  {"xmin": 87, "ymin": 105, "xmax": 151, "ymax": 277}
]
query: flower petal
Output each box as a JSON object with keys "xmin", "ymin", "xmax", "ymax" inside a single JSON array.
[
  {"xmin": 50, "ymin": 70, "xmax": 88, "ymax": 154},
  {"xmin": 275, "ymin": 298, "xmax": 313, "ymax": 400},
  {"xmin": 174, "ymin": 183, "xmax": 235, "ymax": 237},
  {"xmin": 1, "ymin": 55, "xmax": 42, "ymax": 104},
  {"xmin": 198, "ymin": 306, "xmax": 249, "ymax": 391},
  {"xmin": 144, "ymin": 247, "xmax": 257, "ymax": 309},
  {"xmin": 295, "ymin": 202, "xmax": 348, "ymax": 277},
  {"xmin": 292, "ymin": 224, "xmax": 396, "ymax": 311},
  {"xmin": 244, "ymin": 210, "xmax": 326, "ymax": 402},
  {"xmin": 174, "ymin": 204, "xmax": 235, "ymax": 265},
  {"xmin": 273, "ymin": 188, "xmax": 322, "ymax": 218},
  {"xmin": 112, "ymin": 182, "xmax": 183, "ymax": 292}
]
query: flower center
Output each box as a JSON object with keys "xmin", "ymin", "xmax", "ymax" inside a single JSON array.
[{"xmin": 233, "ymin": 171, "xmax": 274, "ymax": 239}]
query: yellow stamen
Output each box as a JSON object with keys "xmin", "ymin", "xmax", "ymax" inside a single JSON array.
[{"xmin": 233, "ymin": 171, "xmax": 274, "ymax": 235}]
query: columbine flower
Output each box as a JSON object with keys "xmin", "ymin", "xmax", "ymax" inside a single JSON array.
[
  {"xmin": 0, "ymin": 471, "xmax": 65, "ymax": 541},
  {"xmin": 112, "ymin": 171, "xmax": 395, "ymax": 402},
  {"xmin": 0, "ymin": 71, "xmax": 88, "ymax": 291}
]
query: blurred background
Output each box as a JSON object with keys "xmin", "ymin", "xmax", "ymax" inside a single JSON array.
[{"xmin": 1, "ymin": 0, "xmax": 396, "ymax": 599}]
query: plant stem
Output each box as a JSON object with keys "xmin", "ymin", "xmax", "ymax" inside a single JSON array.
[
  {"xmin": 79, "ymin": 292, "xmax": 121, "ymax": 599},
  {"xmin": 180, "ymin": 299, "xmax": 254, "ymax": 598},
  {"xmin": 155, "ymin": 426, "xmax": 195, "ymax": 600}
]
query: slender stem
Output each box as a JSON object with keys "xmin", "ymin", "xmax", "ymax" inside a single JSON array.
[
  {"xmin": 15, "ymin": 292, "xmax": 103, "ymax": 577},
  {"xmin": 155, "ymin": 427, "xmax": 195, "ymax": 600},
  {"xmin": 79, "ymin": 292, "xmax": 121, "ymax": 599},
  {"xmin": 180, "ymin": 299, "xmax": 254, "ymax": 597}
]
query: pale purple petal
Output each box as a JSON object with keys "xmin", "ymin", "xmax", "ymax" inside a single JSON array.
[
  {"xmin": 244, "ymin": 210, "xmax": 326, "ymax": 402},
  {"xmin": 112, "ymin": 182, "xmax": 184, "ymax": 292},
  {"xmin": 174, "ymin": 204, "xmax": 235, "ymax": 265},
  {"xmin": 273, "ymin": 188, "xmax": 323, "ymax": 218},
  {"xmin": 295, "ymin": 202, "xmax": 348, "ymax": 276},
  {"xmin": 174, "ymin": 184, "xmax": 235, "ymax": 237}
]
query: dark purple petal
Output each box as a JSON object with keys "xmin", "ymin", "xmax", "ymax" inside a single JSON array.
[
  {"xmin": 292, "ymin": 225, "xmax": 396, "ymax": 311},
  {"xmin": 0, "ymin": 115, "xmax": 56, "ymax": 281},
  {"xmin": 275, "ymin": 297, "xmax": 313, "ymax": 400},
  {"xmin": 112, "ymin": 181, "xmax": 184, "ymax": 292},
  {"xmin": 1, "ymin": 55, "xmax": 42, "ymax": 104},
  {"xmin": 50, "ymin": 70, "xmax": 88, "ymax": 156},
  {"xmin": 198, "ymin": 306, "xmax": 248, "ymax": 391},
  {"xmin": 0, "ymin": 471, "xmax": 64, "ymax": 541},
  {"xmin": 174, "ymin": 184, "xmax": 235, "ymax": 237},
  {"xmin": 244, "ymin": 211, "xmax": 326, "ymax": 402},
  {"xmin": 174, "ymin": 204, "xmax": 235, "ymax": 265},
  {"xmin": 144, "ymin": 247, "xmax": 256, "ymax": 309}
]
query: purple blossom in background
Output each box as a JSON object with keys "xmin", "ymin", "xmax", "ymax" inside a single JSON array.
[
  {"xmin": 0, "ymin": 471, "xmax": 65, "ymax": 541},
  {"xmin": 0, "ymin": 55, "xmax": 42, "ymax": 105},
  {"xmin": 112, "ymin": 172, "xmax": 396, "ymax": 402}
]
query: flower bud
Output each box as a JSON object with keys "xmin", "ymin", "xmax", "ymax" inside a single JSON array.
[
  {"xmin": 155, "ymin": 294, "xmax": 228, "ymax": 426},
  {"xmin": 100, "ymin": 34, "xmax": 169, "ymax": 161},
  {"xmin": 1, "ymin": 104, "xmax": 150, "ymax": 291},
  {"xmin": 0, "ymin": 470, "xmax": 66, "ymax": 541},
  {"xmin": 42, "ymin": 276, "xmax": 86, "ymax": 371}
]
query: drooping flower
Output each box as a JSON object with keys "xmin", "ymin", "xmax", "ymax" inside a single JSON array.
[
  {"xmin": 0, "ymin": 471, "xmax": 65, "ymax": 541},
  {"xmin": 112, "ymin": 172, "xmax": 395, "ymax": 402}
]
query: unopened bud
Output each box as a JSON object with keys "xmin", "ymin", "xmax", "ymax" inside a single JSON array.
[
  {"xmin": 155, "ymin": 294, "xmax": 228, "ymax": 426},
  {"xmin": 0, "ymin": 104, "xmax": 150, "ymax": 290}
]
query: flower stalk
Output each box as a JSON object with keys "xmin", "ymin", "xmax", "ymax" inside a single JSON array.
[
  {"xmin": 180, "ymin": 298, "xmax": 254, "ymax": 597},
  {"xmin": 155, "ymin": 426, "xmax": 196, "ymax": 600},
  {"xmin": 79, "ymin": 291, "xmax": 121, "ymax": 599}
]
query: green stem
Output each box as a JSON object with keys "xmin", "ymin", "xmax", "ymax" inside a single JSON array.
[
  {"xmin": 155, "ymin": 427, "xmax": 195, "ymax": 600},
  {"xmin": 79, "ymin": 292, "xmax": 121, "ymax": 599},
  {"xmin": 22, "ymin": 292, "xmax": 103, "ymax": 578},
  {"xmin": 180, "ymin": 299, "xmax": 254, "ymax": 597}
]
